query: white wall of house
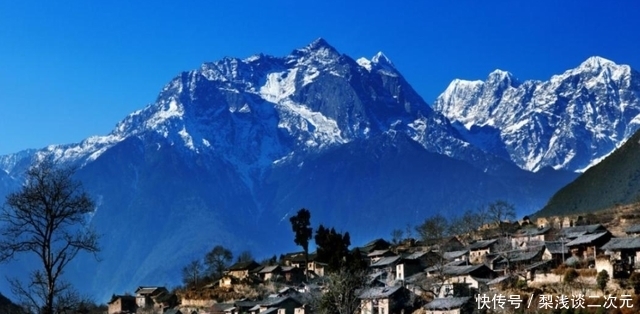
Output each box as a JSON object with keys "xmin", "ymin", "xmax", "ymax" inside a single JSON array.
[
  {"xmin": 470, "ymin": 249, "xmax": 489, "ymax": 263},
  {"xmin": 595, "ymin": 256, "xmax": 613, "ymax": 276},
  {"xmin": 440, "ymin": 275, "xmax": 479, "ymax": 297},
  {"xmin": 396, "ymin": 264, "xmax": 405, "ymax": 281},
  {"xmin": 360, "ymin": 298, "xmax": 390, "ymax": 314}
]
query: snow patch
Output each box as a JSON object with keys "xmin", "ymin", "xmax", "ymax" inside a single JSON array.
[
  {"xmin": 145, "ymin": 99, "xmax": 184, "ymax": 130},
  {"xmin": 178, "ymin": 126, "xmax": 195, "ymax": 150},
  {"xmin": 357, "ymin": 57, "xmax": 372, "ymax": 71},
  {"xmin": 238, "ymin": 103, "xmax": 251, "ymax": 113},
  {"xmin": 260, "ymin": 70, "xmax": 298, "ymax": 102},
  {"xmin": 276, "ymin": 99, "xmax": 346, "ymax": 147}
]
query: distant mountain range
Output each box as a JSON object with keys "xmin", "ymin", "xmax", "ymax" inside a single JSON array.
[
  {"xmin": 1, "ymin": 39, "xmax": 638, "ymax": 301},
  {"xmin": 434, "ymin": 56, "xmax": 640, "ymax": 172}
]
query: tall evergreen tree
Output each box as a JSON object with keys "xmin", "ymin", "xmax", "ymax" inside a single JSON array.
[{"xmin": 290, "ymin": 208, "xmax": 312, "ymax": 279}]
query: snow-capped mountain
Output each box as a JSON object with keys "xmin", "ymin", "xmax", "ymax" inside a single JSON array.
[
  {"xmin": 434, "ymin": 56, "xmax": 640, "ymax": 172},
  {"xmin": 0, "ymin": 39, "xmax": 577, "ymax": 301}
]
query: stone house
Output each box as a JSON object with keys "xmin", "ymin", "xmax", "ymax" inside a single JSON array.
[
  {"xmin": 367, "ymin": 249, "xmax": 396, "ymax": 265},
  {"xmin": 369, "ymin": 255, "xmax": 402, "ymax": 282},
  {"xmin": 511, "ymin": 226, "xmax": 551, "ymax": 248},
  {"xmin": 467, "ymin": 239, "xmax": 498, "ymax": 264},
  {"xmin": 395, "ymin": 257, "xmax": 423, "ymax": 282},
  {"xmin": 424, "ymin": 297, "xmax": 473, "ymax": 314},
  {"xmin": 358, "ymin": 285, "xmax": 411, "ymax": 314},
  {"xmin": 219, "ymin": 274, "xmax": 239, "ymax": 288},
  {"xmin": 403, "ymin": 250, "xmax": 438, "ymax": 268},
  {"xmin": 559, "ymin": 224, "xmax": 608, "ymax": 240},
  {"xmin": 107, "ymin": 294, "xmax": 137, "ymax": 314},
  {"xmin": 542, "ymin": 241, "xmax": 569, "ymax": 266},
  {"xmin": 257, "ymin": 296, "xmax": 303, "ymax": 314},
  {"xmin": 280, "ymin": 266, "xmax": 305, "ymax": 284},
  {"xmin": 226, "ymin": 260, "xmax": 261, "ymax": 279},
  {"xmin": 259, "ymin": 265, "xmax": 282, "ymax": 281},
  {"xmin": 134, "ymin": 286, "xmax": 169, "ymax": 310},
  {"xmin": 565, "ymin": 231, "xmax": 612, "ymax": 264},
  {"xmin": 307, "ymin": 259, "xmax": 327, "ymax": 277},
  {"xmin": 442, "ymin": 250, "xmax": 469, "ymax": 263},
  {"xmin": 281, "ymin": 252, "xmax": 307, "ymax": 269},
  {"xmin": 358, "ymin": 238, "xmax": 392, "ymax": 255},
  {"xmin": 439, "ymin": 264, "xmax": 495, "ymax": 298},
  {"xmin": 601, "ymin": 237, "xmax": 640, "ymax": 277},
  {"xmin": 490, "ymin": 246, "xmax": 544, "ymax": 273}
]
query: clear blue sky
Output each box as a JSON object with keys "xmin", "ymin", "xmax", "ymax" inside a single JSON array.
[{"xmin": 1, "ymin": 1, "xmax": 639, "ymax": 155}]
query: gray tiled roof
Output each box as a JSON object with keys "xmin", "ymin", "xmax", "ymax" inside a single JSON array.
[
  {"xmin": 442, "ymin": 264, "xmax": 485, "ymax": 276},
  {"xmin": 367, "ymin": 249, "xmax": 391, "ymax": 257},
  {"xmin": 625, "ymin": 225, "xmax": 640, "ymax": 234},
  {"xmin": 404, "ymin": 250, "xmax": 429, "ymax": 260},
  {"xmin": 258, "ymin": 308, "xmax": 278, "ymax": 314},
  {"xmin": 443, "ymin": 250, "xmax": 469, "ymax": 260},
  {"xmin": 559, "ymin": 224, "xmax": 606, "ymax": 238},
  {"xmin": 566, "ymin": 232, "xmax": 609, "ymax": 246},
  {"xmin": 468, "ymin": 239, "xmax": 498, "ymax": 250},
  {"xmin": 486, "ymin": 276, "xmax": 513, "ymax": 286},
  {"xmin": 424, "ymin": 297, "xmax": 471, "ymax": 310},
  {"xmin": 370, "ymin": 255, "xmax": 402, "ymax": 267},
  {"xmin": 513, "ymin": 226, "xmax": 551, "ymax": 238},
  {"xmin": 494, "ymin": 246, "xmax": 543, "ymax": 263},
  {"xmin": 358, "ymin": 285, "xmax": 403, "ymax": 299},
  {"xmin": 260, "ymin": 296, "xmax": 300, "ymax": 307},
  {"xmin": 601, "ymin": 237, "xmax": 640, "ymax": 250},
  {"xmin": 259, "ymin": 265, "xmax": 281, "ymax": 273},
  {"xmin": 544, "ymin": 241, "xmax": 569, "ymax": 254}
]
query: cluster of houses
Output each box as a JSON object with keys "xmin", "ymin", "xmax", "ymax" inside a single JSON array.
[{"xmin": 107, "ymin": 218, "xmax": 640, "ymax": 314}]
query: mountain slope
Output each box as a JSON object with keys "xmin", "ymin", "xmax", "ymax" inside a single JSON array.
[
  {"xmin": 434, "ymin": 57, "xmax": 640, "ymax": 172},
  {"xmin": 536, "ymin": 128, "xmax": 640, "ymax": 217}
]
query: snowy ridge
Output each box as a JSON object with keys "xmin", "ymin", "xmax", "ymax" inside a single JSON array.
[
  {"xmin": 0, "ymin": 38, "xmax": 545, "ymax": 182},
  {"xmin": 434, "ymin": 56, "xmax": 640, "ymax": 172}
]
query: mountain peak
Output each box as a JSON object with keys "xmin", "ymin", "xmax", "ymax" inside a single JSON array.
[
  {"xmin": 579, "ymin": 56, "xmax": 616, "ymax": 69},
  {"xmin": 304, "ymin": 37, "xmax": 337, "ymax": 52},
  {"xmin": 372, "ymin": 51, "xmax": 394, "ymax": 66},
  {"xmin": 487, "ymin": 69, "xmax": 519, "ymax": 87},
  {"xmin": 289, "ymin": 38, "xmax": 340, "ymax": 63},
  {"xmin": 488, "ymin": 69, "xmax": 512, "ymax": 78}
]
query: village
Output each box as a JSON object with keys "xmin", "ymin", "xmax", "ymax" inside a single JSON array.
[{"xmin": 105, "ymin": 204, "xmax": 640, "ymax": 314}]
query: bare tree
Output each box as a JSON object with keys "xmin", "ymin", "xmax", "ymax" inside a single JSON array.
[
  {"xmin": 415, "ymin": 214, "xmax": 450, "ymax": 245},
  {"xmin": 236, "ymin": 250, "xmax": 254, "ymax": 263},
  {"xmin": 415, "ymin": 214, "xmax": 455, "ymax": 298},
  {"xmin": 318, "ymin": 267, "xmax": 368, "ymax": 314},
  {"xmin": 205, "ymin": 245, "xmax": 233, "ymax": 280},
  {"xmin": 390, "ymin": 229, "xmax": 404, "ymax": 246},
  {"xmin": 449, "ymin": 208, "xmax": 487, "ymax": 244},
  {"xmin": 0, "ymin": 159, "xmax": 99, "ymax": 314},
  {"xmin": 487, "ymin": 200, "xmax": 516, "ymax": 236},
  {"xmin": 182, "ymin": 259, "xmax": 203, "ymax": 289}
]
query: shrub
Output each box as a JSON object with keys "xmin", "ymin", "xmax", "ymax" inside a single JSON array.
[
  {"xmin": 596, "ymin": 270, "xmax": 609, "ymax": 292},
  {"xmin": 564, "ymin": 268, "xmax": 579, "ymax": 283},
  {"xmin": 629, "ymin": 272, "xmax": 640, "ymax": 294}
]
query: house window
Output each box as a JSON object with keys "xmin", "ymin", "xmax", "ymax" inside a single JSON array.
[{"xmin": 372, "ymin": 300, "xmax": 384, "ymax": 314}]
